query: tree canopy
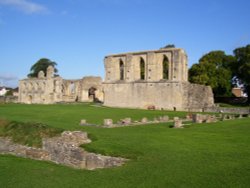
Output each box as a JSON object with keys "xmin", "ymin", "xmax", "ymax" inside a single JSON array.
[
  {"xmin": 233, "ymin": 44, "xmax": 250, "ymax": 102},
  {"xmin": 161, "ymin": 44, "xmax": 175, "ymax": 49},
  {"xmin": 189, "ymin": 51, "xmax": 235, "ymax": 97},
  {"xmin": 28, "ymin": 58, "xmax": 58, "ymax": 78}
]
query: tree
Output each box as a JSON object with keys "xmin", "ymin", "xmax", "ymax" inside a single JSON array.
[
  {"xmin": 189, "ymin": 51, "xmax": 235, "ymax": 97},
  {"xmin": 160, "ymin": 44, "xmax": 175, "ymax": 49},
  {"xmin": 28, "ymin": 58, "xmax": 58, "ymax": 78},
  {"xmin": 5, "ymin": 90, "xmax": 13, "ymax": 96},
  {"xmin": 233, "ymin": 44, "xmax": 250, "ymax": 103}
]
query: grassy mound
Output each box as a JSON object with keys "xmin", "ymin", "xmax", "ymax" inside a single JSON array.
[{"xmin": 0, "ymin": 119, "xmax": 63, "ymax": 148}]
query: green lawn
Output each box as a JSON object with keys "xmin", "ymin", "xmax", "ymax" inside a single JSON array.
[{"xmin": 0, "ymin": 103, "xmax": 249, "ymax": 188}]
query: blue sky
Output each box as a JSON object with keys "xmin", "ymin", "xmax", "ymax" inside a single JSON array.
[{"xmin": 0, "ymin": 0, "xmax": 249, "ymax": 87}]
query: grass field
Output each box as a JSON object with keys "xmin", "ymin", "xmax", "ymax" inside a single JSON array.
[{"xmin": 0, "ymin": 103, "xmax": 249, "ymax": 188}]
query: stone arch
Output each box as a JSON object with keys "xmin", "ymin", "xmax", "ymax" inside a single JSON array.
[
  {"xmin": 119, "ymin": 59, "xmax": 124, "ymax": 80},
  {"xmin": 88, "ymin": 87, "xmax": 97, "ymax": 102},
  {"xmin": 28, "ymin": 95, "xmax": 32, "ymax": 104},
  {"xmin": 162, "ymin": 55, "xmax": 169, "ymax": 79},
  {"xmin": 140, "ymin": 57, "xmax": 145, "ymax": 80}
]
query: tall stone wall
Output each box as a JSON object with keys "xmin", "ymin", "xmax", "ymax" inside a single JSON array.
[
  {"xmin": 103, "ymin": 48, "xmax": 214, "ymax": 111},
  {"xmin": 103, "ymin": 81, "xmax": 214, "ymax": 111},
  {"xmin": 105, "ymin": 48, "xmax": 188, "ymax": 83}
]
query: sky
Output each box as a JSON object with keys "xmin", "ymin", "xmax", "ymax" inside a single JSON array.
[{"xmin": 0, "ymin": 0, "xmax": 250, "ymax": 87}]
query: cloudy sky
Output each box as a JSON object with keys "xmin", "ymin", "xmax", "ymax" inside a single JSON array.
[{"xmin": 0, "ymin": 0, "xmax": 249, "ymax": 87}]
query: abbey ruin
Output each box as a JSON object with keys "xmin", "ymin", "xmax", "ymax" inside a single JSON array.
[
  {"xmin": 19, "ymin": 47, "xmax": 214, "ymax": 111},
  {"xmin": 19, "ymin": 66, "xmax": 103, "ymax": 104}
]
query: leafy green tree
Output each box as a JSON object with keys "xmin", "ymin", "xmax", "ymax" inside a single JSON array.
[
  {"xmin": 233, "ymin": 44, "xmax": 250, "ymax": 103},
  {"xmin": 5, "ymin": 90, "xmax": 13, "ymax": 96},
  {"xmin": 161, "ymin": 44, "xmax": 175, "ymax": 49},
  {"xmin": 28, "ymin": 58, "xmax": 58, "ymax": 78},
  {"xmin": 189, "ymin": 51, "xmax": 235, "ymax": 97}
]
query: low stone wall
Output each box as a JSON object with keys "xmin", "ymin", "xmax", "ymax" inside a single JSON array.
[
  {"xmin": 0, "ymin": 131, "xmax": 127, "ymax": 170},
  {"xmin": 204, "ymin": 107, "xmax": 250, "ymax": 114}
]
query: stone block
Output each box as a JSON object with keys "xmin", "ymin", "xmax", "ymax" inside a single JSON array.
[
  {"xmin": 80, "ymin": 119, "xmax": 87, "ymax": 125},
  {"xmin": 205, "ymin": 115, "xmax": 217, "ymax": 123},
  {"xmin": 174, "ymin": 119, "xmax": 183, "ymax": 128},
  {"xmin": 192, "ymin": 114, "xmax": 204, "ymax": 123},
  {"xmin": 121, "ymin": 118, "xmax": 131, "ymax": 125},
  {"xmin": 141, "ymin": 117, "xmax": 148, "ymax": 123},
  {"xmin": 104, "ymin": 119, "xmax": 113, "ymax": 126}
]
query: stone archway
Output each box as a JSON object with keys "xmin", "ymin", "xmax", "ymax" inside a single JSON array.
[
  {"xmin": 28, "ymin": 95, "xmax": 32, "ymax": 104},
  {"xmin": 88, "ymin": 87, "xmax": 97, "ymax": 102}
]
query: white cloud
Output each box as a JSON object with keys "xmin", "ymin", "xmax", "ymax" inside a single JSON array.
[
  {"xmin": 0, "ymin": 73, "xmax": 19, "ymax": 87},
  {"xmin": 0, "ymin": 0, "xmax": 48, "ymax": 14}
]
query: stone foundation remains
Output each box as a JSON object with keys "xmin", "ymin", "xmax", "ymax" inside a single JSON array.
[{"xmin": 0, "ymin": 131, "xmax": 127, "ymax": 170}]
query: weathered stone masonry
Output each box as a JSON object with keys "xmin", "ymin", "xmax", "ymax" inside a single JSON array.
[
  {"xmin": 0, "ymin": 131, "xmax": 127, "ymax": 170},
  {"xmin": 19, "ymin": 66, "xmax": 103, "ymax": 104},
  {"xmin": 103, "ymin": 48, "xmax": 214, "ymax": 111},
  {"xmin": 18, "ymin": 47, "xmax": 214, "ymax": 110}
]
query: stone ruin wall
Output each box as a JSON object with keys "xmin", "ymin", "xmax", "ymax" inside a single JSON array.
[
  {"xmin": 103, "ymin": 48, "xmax": 214, "ymax": 111},
  {"xmin": 19, "ymin": 66, "xmax": 103, "ymax": 104},
  {"xmin": 18, "ymin": 48, "xmax": 214, "ymax": 110},
  {"xmin": 0, "ymin": 131, "xmax": 126, "ymax": 170},
  {"xmin": 104, "ymin": 82, "xmax": 214, "ymax": 111}
]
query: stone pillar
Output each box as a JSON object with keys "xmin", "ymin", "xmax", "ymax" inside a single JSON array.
[
  {"xmin": 46, "ymin": 65, "xmax": 54, "ymax": 79},
  {"xmin": 38, "ymin": 71, "xmax": 45, "ymax": 78}
]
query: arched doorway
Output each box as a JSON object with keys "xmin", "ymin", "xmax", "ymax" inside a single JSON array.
[
  {"xmin": 28, "ymin": 95, "xmax": 32, "ymax": 104},
  {"xmin": 88, "ymin": 87, "xmax": 97, "ymax": 102},
  {"xmin": 163, "ymin": 55, "xmax": 169, "ymax": 79}
]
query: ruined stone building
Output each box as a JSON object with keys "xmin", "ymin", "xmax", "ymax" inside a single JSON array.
[
  {"xmin": 103, "ymin": 48, "xmax": 214, "ymax": 111},
  {"xmin": 18, "ymin": 66, "xmax": 103, "ymax": 104},
  {"xmin": 19, "ymin": 47, "xmax": 214, "ymax": 111}
]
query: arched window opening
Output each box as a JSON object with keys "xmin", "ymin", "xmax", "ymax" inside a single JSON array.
[
  {"xmin": 119, "ymin": 60, "xmax": 124, "ymax": 80},
  {"xmin": 163, "ymin": 55, "xmax": 169, "ymax": 79},
  {"xmin": 70, "ymin": 82, "xmax": 75, "ymax": 94},
  {"xmin": 140, "ymin": 58, "xmax": 145, "ymax": 80}
]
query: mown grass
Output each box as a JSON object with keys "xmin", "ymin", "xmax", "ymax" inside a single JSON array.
[
  {"xmin": 0, "ymin": 120, "xmax": 63, "ymax": 147},
  {"xmin": 0, "ymin": 103, "xmax": 249, "ymax": 188}
]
